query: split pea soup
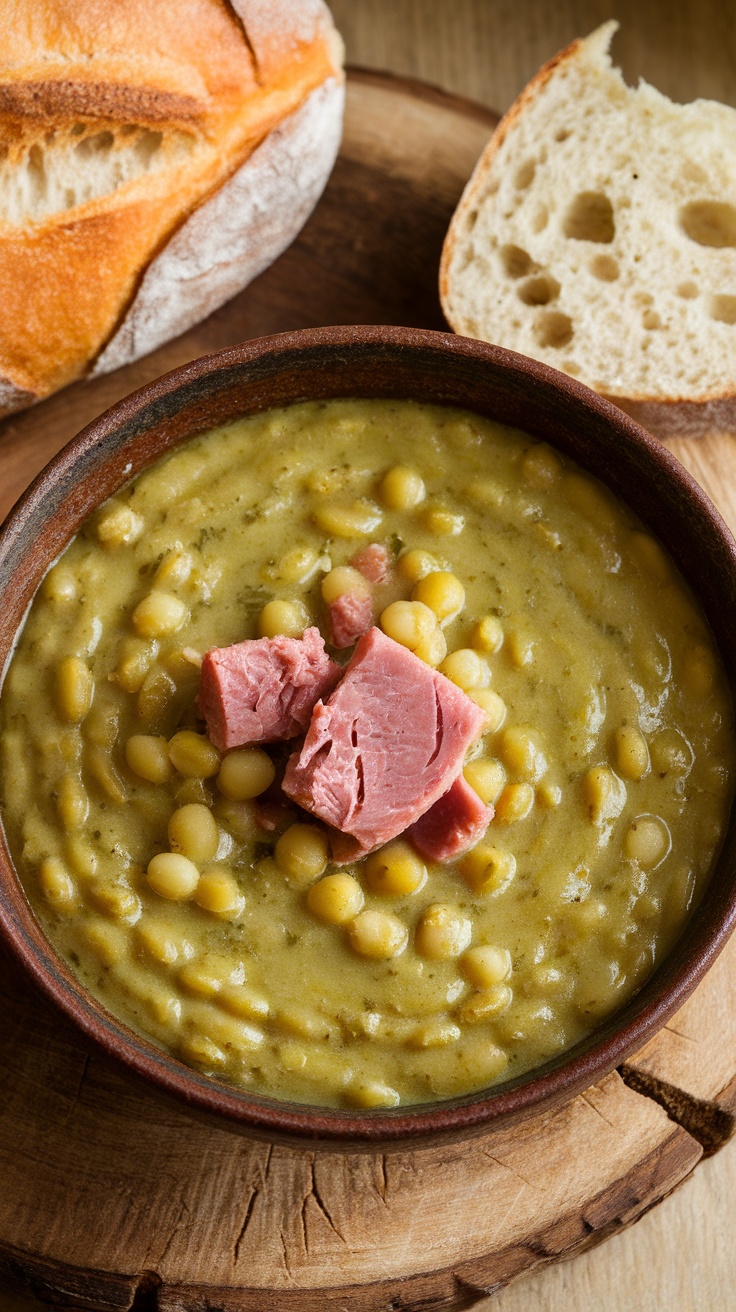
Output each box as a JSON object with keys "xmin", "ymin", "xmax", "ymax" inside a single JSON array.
[{"xmin": 0, "ymin": 398, "xmax": 733, "ymax": 1110}]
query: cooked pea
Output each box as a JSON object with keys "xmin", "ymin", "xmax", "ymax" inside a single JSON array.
[
  {"xmin": 468, "ymin": 688, "xmax": 507, "ymax": 732},
  {"xmin": 582, "ymin": 767, "xmax": 626, "ymax": 824},
  {"xmin": 415, "ymin": 904, "xmax": 472, "ymax": 960},
  {"xmin": 57, "ymin": 657, "xmax": 94, "ymax": 723},
  {"xmin": 56, "ymin": 774, "xmax": 89, "ymax": 830},
  {"xmin": 217, "ymin": 748, "xmax": 275, "ymax": 800},
  {"xmin": 461, "ymin": 845, "xmax": 516, "ymax": 895},
  {"xmin": 498, "ymin": 726, "xmax": 547, "ymax": 782},
  {"xmin": 321, "ymin": 565, "xmax": 370, "ymax": 604},
  {"xmin": 471, "ymin": 615, "xmax": 504, "ymax": 654},
  {"xmin": 168, "ymin": 731, "xmax": 221, "ymax": 779},
  {"xmin": 615, "ymin": 726, "xmax": 650, "ymax": 781},
  {"xmin": 348, "ymin": 909, "xmax": 408, "ymax": 959},
  {"xmin": 412, "ymin": 571, "xmax": 465, "ymax": 624},
  {"xmin": 463, "ymin": 759, "xmax": 506, "ymax": 806},
  {"xmin": 307, "ymin": 873, "xmax": 364, "ymax": 924},
  {"xmin": 422, "ymin": 505, "xmax": 464, "ymax": 536},
  {"xmin": 82, "ymin": 919, "xmax": 128, "ymax": 966},
  {"xmin": 457, "ymin": 985, "xmax": 513, "ymax": 1024},
  {"xmin": 624, "ymin": 815, "xmax": 672, "ymax": 868},
  {"xmin": 379, "ymin": 599, "xmax": 437, "ymax": 650},
  {"xmin": 494, "ymin": 782, "xmax": 535, "ymax": 824},
  {"xmin": 38, "ymin": 857, "xmax": 78, "ymax": 912},
  {"xmin": 364, "ymin": 841, "xmax": 427, "ymax": 896},
  {"xmin": 89, "ymin": 882, "xmax": 141, "ymax": 924},
  {"xmin": 460, "ymin": 945, "xmax": 512, "ymax": 990},
  {"xmin": 379, "ymin": 465, "xmax": 425, "ymax": 510},
  {"xmin": 194, "ymin": 870, "xmax": 245, "ymax": 918},
  {"xmin": 257, "ymin": 598, "xmax": 309, "ymax": 638},
  {"xmin": 168, "ymin": 803, "xmax": 219, "ymax": 862},
  {"xmin": 397, "ymin": 548, "xmax": 439, "ymax": 584},
  {"xmin": 312, "ymin": 500, "xmax": 382, "ymax": 538},
  {"xmin": 132, "ymin": 591, "xmax": 187, "ymax": 638},
  {"xmin": 96, "ymin": 504, "xmax": 143, "ymax": 547},
  {"xmin": 125, "ymin": 734, "xmax": 173, "ymax": 784},
  {"xmin": 407, "ymin": 1020, "xmax": 462, "ymax": 1049},
  {"xmin": 521, "ymin": 444, "xmax": 562, "ymax": 485},
  {"xmin": 413, "ymin": 626, "xmax": 447, "ymax": 667},
  {"xmin": 439, "ymin": 648, "xmax": 490, "ymax": 690},
  {"xmin": 147, "ymin": 852, "xmax": 200, "ymax": 901},
  {"xmin": 275, "ymin": 824, "xmax": 329, "ymax": 885},
  {"xmin": 345, "ymin": 1080, "xmax": 401, "ymax": 1108}
]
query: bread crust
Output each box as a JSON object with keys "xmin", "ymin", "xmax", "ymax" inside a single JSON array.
[
  {"xmin": 440, "ymin": 23, "xmax": 736, "ymax": 436},
  {"xmin": 0, "ymin": 0, "xmax": 343, "ymax": 415},
  {"xmin": 92, "ymin": 76, "xmax": 344, "ymax": 376}
]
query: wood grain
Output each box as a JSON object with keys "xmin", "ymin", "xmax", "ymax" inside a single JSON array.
[{"xmin": 2, "ymin": 7, "xmax": 736, "ymax": 1308}]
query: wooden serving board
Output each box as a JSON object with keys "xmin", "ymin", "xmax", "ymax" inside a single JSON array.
[{"xmin": 1, "ymin": 70, "xmax": 736, "ymax": 1312}]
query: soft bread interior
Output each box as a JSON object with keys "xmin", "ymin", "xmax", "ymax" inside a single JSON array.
[
  {"xmin": 0, "ymin": 124, "xmax": 197, "ymax": 224},
  {"xmin": 442, "ymin": 22, "xmax": 736, "ymax": 404}
]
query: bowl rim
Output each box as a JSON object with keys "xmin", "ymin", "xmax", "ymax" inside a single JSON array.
[{"xmin": 1, "ymin": 322, "xmax": 736, "ymax": 1146}]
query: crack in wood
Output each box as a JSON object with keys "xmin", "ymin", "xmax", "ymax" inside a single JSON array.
[
  {"xmin": 619, "ymin": 1063, "xmax": 735, "ymax": 1157},
  {"xmin": 232, "ymin": 1187, "xmax": 260, "ymax": 1264}
]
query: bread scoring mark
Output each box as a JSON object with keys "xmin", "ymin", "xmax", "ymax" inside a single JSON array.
[
  {"xmin": 0, "ymin": 81, "xmax": 202, "ymax": 126},
  {"xmin": 221, "ymin": 1, "xmax": 264, "ymax": 88}
]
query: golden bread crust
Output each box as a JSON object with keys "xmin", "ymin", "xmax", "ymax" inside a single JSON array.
[{"xmin": 0, "ymin": 0, "xmax": 343, "ymax": 408}]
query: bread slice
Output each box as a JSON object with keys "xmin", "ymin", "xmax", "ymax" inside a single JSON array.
[
  {"xmin": 440, "ymin": 22, "xmax": 736, "ymax": 438},
  {"xmin": 0, "ymin": 0, "xmax": 344, "ymax": 416}
]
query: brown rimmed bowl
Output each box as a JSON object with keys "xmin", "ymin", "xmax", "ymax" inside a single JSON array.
[{"xmin": 1, "ymin": 324, "xmax": 736, "ymax": 1149}]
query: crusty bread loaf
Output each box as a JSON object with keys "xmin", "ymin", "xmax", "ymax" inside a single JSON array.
[
  {"xmin": 440, "ymin": 22, "xmax": 736, "ymax": 439},
  {"xmin": 0, "ymin": 0, "xmax": 344, "ymax": 415}
]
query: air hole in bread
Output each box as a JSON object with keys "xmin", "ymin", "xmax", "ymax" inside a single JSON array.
[
  {"xmin": 465, "ymin": 209, "xmax": 479, "ymax": 233},
  {"xmin": 70, "ymin": 123, "xmax": 86, "ymax": 136},
  {"xmin": 135, "ymin": 130, "xmax": 164, "ymax": 165},
  {"xmin": 642, "ymin": 310, "xmax": 663, "ymax": 330},
  {"xmin": 681, "ymin": 160, "xmax": 707, "ymax": 185},
  {"xmin": 562, "ymin": 359, "xmax": 580, "ymax": 375},
  {"xmin": 680, "ymin": 201, "xmax": 736, "ymax": 248},
  {"xmin": 563, "ymin": 192, "xmax": 615, "ymax": 243},
  {"xmin": 531, "ymin": 205, "xmax": 548, "ymax": 233},
  {"xmin": 710, "ymin": 295, "xmax": 736, "ymax": 325},
  {"xmin": 515, "ymin": 160, "xmax": 536, "ymax": 189},
  {"xmin": 518, "ymin": 274, "xmax": 560, "ymax": 306},
  {"xmin": 534, "ymin": 311, "xmax": 573, "ymax": 349},
  {"xmin": 75, "ymin": 130, "xmax": 115, "ymax": 158},
  {"xmin": 500, "ymin": 245, "xmax": 533, "ymax": 278},
  {"xmin": 590, "ymin": 254, "xmax": 619, "ymax": 282},
  {"xmin": 676, "ymin": 281, "xmax": 699, "ymax": 299},
  {"xmin": 555, "ymin": 128, "xmax": 572, "ymax": 142}
]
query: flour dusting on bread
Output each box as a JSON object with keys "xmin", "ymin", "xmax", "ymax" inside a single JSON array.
[
  {"xmin": 93, "ymin": 77, "xmax": 344, "ymax": 374},
  {"xmin": 440, "ymin": 22, "xmax": 736, "ymax": 438}
]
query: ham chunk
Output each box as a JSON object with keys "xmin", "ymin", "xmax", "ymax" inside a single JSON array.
[
  {"xmin": 329, "ymin": 590, "xmax": 373, "ymax": 649},
  {"xmin": 408, "ymin": 774, "xmax": 493, "ymax": 863},
  {"xmin": 350, "ymin": 542, "xmax": 390, "ymax": 584},
  {"xmin": 283, "ymin": 627, "xmax": 485, "ymax": 860},
  {"xmin": 198, "ymin": 626, "xmax": 340, "ymax": 750}
]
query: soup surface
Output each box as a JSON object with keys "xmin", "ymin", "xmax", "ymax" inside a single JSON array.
[{"xmin": 1, "ymin": 399, "xmax": 733, "ymax": 1109}]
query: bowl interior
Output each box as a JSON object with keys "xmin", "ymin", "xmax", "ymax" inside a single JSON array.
[{"xmin": 1, "ymin": 325, "xmax": 736, "ymax": 1146}]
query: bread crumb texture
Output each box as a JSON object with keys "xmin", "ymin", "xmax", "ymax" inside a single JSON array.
[
  {"xmin": 0, "ymin": 0, "xmax": 343, "ymax": 407},
  {"xmin": 441, "ymin": 22, "xmax": 736, "ymax": 422}
]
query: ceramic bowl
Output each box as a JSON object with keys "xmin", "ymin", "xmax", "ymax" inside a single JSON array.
[{"xmin": 1, "ymin": 325, "xmax": 735, "ymax": 1147}]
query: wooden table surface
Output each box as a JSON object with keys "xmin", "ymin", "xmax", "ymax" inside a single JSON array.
[
  {"xmin": 4, "ymin": 3, "xmax": 735, "ymax": 1310},
  {"xmin": 326, "ymin": 4, "xmax": 736, "ymax": 1310}
]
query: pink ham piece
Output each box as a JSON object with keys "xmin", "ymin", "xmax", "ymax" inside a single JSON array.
[
  {"xmin": 283, "ymin": 627, "xmax": 485, "ymax": 861},
  {"xmin": 407, "ymin": 774, "xmax": 493, "ymax": 863},
  {"xmin": 328, "ymin": 590, "xmax": 373, "ymax": 649},
  {"xmin": 350, "ymin": 542, "xmax": 390, "ymax": 584},
  {"xmin": 198, "ymin": 626, "xmax": 340, "ymax": 750}
]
